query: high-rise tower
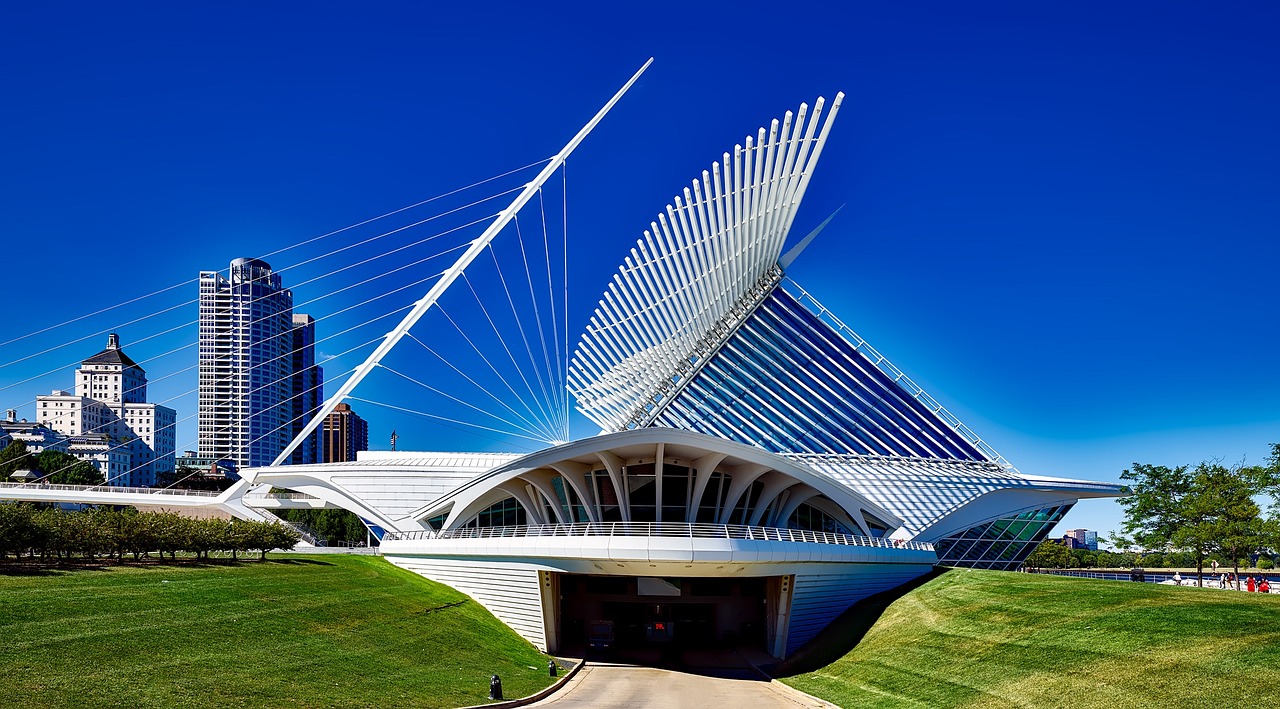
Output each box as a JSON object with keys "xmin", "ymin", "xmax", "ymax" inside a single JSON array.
[
  {"xmin": 322, "ymin": 402, "xmax": 368, "ymax": 463},
  {"xmin": 198, "ymin": 258, "xmax": 321, "ymax": 468},
  {"xmin": 289, "ymin": 314, "xmax": 323, "ymax": 466}
]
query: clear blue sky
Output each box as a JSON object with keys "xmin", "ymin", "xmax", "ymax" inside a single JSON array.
[{"xmin": 2, "ymin": 2, "xmax": 1277, "ymax": 541}]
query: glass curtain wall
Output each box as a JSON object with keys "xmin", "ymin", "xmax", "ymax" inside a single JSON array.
[{"xmin": 933, "ymin": 504, "xmax": 1072, "ymax": 570}]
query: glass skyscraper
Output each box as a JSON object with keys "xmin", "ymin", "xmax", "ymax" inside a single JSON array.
[{"xmin": 197, "ymin": 258, "xmax": 321, "ymax": 468}]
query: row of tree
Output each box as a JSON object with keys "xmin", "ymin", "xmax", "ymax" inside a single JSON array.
[
  {"xmin": 0, "ymin": 440, "xmax": 105, "ymax": 485},
  {"xmin": 1025, "ymin": 542, "xmax": 1274, "ymax": 570},
  {"xmin": 1025, "ymin": 443, "xmax": 1280, "ymax": 580},
  {"xmin": 0, "ymin": 504, "xmax": 300, "ymax": 562},
  {"xmin": 1112, "ymin": 443, "xmax": 1280, "ymax": 586},
  {"xmin": 274, "ymin": 508, "xmax": 374, "ymax": 546}
]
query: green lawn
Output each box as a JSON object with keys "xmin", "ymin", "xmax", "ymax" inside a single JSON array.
[
  {"xmin": 0, "ymin": 555, "xmax": 554, "ymax": 708},
  {"xmin": 780, "ymin": 568, "xmax": 1280, "ymax": 708}
]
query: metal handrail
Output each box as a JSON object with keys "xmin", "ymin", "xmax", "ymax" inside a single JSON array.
[
  {"xmin": 383, "ymin": 522, "xmax": 933, "ymax": 551},
  {"xmin": 0, "ymin": 481, "xmax": 221, "ymax": 497},
  {"xmin": 242, "ymin": 492, "xmax": 322, "ymax": 501}
]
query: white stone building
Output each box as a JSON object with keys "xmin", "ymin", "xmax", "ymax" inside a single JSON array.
[{"xmin": 35, "ymin": 334, "xmax": 176, "ymax": 486}]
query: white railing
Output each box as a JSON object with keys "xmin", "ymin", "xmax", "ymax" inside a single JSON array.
[
  {"xmin": 242, "ymin": 492, "xmax": 323, "ymax": 501},
  {"xmin": 0, "ymin": 482, "xmax": 221, "ymax": 497},
  {"xmin": 384, "ymin": 522, "xmax": 934, "ymax": 552}
]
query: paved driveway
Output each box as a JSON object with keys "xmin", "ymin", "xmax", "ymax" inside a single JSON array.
[{"xmin": 525, "ymin": 664, "xmax": 829, "ymax": 709}]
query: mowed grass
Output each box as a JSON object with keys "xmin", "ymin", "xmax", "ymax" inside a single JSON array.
[
  {"xmin": 781, "ymin": 569, "xmax": 1280, "ymax": 708},
  {"xmin": 0, "ymin": 555, "xmax": 553, "ymax": 708}
]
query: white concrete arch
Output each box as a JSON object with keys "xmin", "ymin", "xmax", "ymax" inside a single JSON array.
[{"xmin": 409, "ymin": 428, "xmax": 904, "ymax": 536}]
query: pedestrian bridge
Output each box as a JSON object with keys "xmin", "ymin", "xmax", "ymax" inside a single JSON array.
[{"xmin": 0, "ymin": 480, "xmax": 338, "ymax": 517}]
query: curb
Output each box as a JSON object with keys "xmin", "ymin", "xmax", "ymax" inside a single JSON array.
[
  {"xmin": 767, "ymin": 678, "xmax": 841, "ymax": 708},
  {"xmin": 736, "ymin": 650, "xmax": 840, "ymax": 709},
  {"xmin": 457, "ymin": 658, "xmax": 586, "ymax": 709}
]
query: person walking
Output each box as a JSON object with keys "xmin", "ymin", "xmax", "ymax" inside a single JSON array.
[
  {"xmin": 1261, "ymin": 578, "xmax": 1271, "ymax": 594},
  {"xmin": 1246, "ymin": 575, "xmax": 1256, "ymax": 592},
  {"xmin": 1173, "ymin": 571, "xmax": 1182, "ymax": 586}
]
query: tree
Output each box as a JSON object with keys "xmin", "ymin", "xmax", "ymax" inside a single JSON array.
[
  {"xmin": 1025, "ymin": 540, "xmax": 1074, "ymax": 569},
  {"xmin": 35, "ymin": 450, "xmax": 104, "ymax": 485},
  {"xmin": 0, "ymin": 440, "xmax": 31, "ymax": 479},
  {"xmin": 0, "ymin": 503, "xmax": 36, "ymax": 558},
  {"xmin": 1121, "ymin": 459, "xmax": 1272, "ymax": 587}
]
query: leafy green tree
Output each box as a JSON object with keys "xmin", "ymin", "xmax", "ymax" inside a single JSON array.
[
  {"xmin": 35, "ymin": 450, "xmax": 104, "ymax": 485},
  {"xmin": 0, "ymin": 503, "xmax": 36, "ymax": 558},
  {"xmin": 154, "ymin": 512, "xmax": 188, "ymax": 560},
  {"xmin": 123, "ymin": 510, "xmax": 159, "ymax": 561},
  {"xmin": 0, "ymin": 440, "xmax": 32, "ymax": 479},
  {"xmin": 257, "ymin": 523, "xmax": 301, "ymax": 560},
  {"xmin": 1120, "ymin": 460, "xmax": 1273, "ymax": 587},
  {"xmin": 1025, "ymin": 541, "xmax": 1074, "ymax": 569},
  {"xmin": 1200, "ymin": 464, "xmax": 1268, "ymax": 585}
]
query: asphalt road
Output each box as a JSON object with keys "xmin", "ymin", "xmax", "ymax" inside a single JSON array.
[{"xmin": 524, "ymin": 664, "xmax": 830, "ymax": 709}]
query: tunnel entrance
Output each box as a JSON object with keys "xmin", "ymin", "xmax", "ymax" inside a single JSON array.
[{"xmin": 558, "ymin": 575, "xmax": 768, "ymax": 659}]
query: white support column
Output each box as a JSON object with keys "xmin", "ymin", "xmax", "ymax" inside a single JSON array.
[
  {"xmin": 273, "ymin": 58, "xmax": 653, "ymax": 466},
  {"xmin": 548, "ymin": 461, "xmax": 599, "ymax": 524},
  {"xmin": 653, "ymin": 442, "xmax": 665, "ymax": 522},
  {"xmin": 595, "ymin": 450, "xmax": 630, "ymax": 522},
  {"xmin": 686, "ymin": 452, "xmax": 727, "ymax": 521},
  {"xmin": 768, "ymin": 574, "xmax": 796, "ymax": 659},
  {"xmin": 539, "ymin": 570, "xmax": 560, "ymax": 654},
  {"xmin": 716, "ymin": 463, "xmax": 770, "ymax": 525}
]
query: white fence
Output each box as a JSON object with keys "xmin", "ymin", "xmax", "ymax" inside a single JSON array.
[{"xmin": 384, "ymin": 522, "xmax": 933, "ymax": 551}]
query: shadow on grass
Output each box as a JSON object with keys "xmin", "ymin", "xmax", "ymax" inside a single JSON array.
[
  {"xmin": 260, "ymin": 557, "xmax": 334, "ymax": 566},
  {"xmin": 0, "ymin": 564, "xmax": 87, "ymax": 577},
  {"xmin": 0, "ymin": 556, "xmax": 334, "ymax": 573},
  {"xmin": 773, "ymin": 567, "xmax": 951, "ymax": 677}
]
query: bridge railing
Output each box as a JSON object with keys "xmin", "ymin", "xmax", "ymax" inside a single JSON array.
[
  {"xmin": 384, "ymin": 522, "xmax": 933, "ymax": 552},
  {"xmin": 242, "ymin": 492, "xmax": 323, "ymax": 501},
  {"xmin": 0, "ymin": 482, "xmax": 221, "ymax": 497}
]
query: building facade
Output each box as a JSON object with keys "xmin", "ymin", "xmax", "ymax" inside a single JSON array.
[
  {"xmin": 1066, "ymin": 528, "xmax": 1099, "ymax": 551},
  {"xmin": 197, "ymin": 258, "xmax": 321, "ymax": 469},
  {"xmin": 33, "ymin": 334, "xmax": 175, "ymax": 486},
  {"xmin": 288, "ymin": 314, "xmax": 323, "ymax": 466},
  {"xmin": 322, "ymin": 403, "xmax": 368, "ymax": 463},
  {"xmin": 239, "ymin": 94, "xmax": 1126, "ymax": 659}
]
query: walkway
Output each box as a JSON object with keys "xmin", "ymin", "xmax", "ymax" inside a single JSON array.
[{"xmin": 526, "ymin": 663, "xmax": 828, "ymax": 709}]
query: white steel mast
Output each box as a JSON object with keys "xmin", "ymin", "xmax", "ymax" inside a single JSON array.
[{"xmin": 273, "ymin": 58, "xmax": 653, "ymax": 466}]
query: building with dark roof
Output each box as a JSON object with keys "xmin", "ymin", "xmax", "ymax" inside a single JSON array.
[{"xmin": 34, "ymin": 334, "xmax": 175, "ymax": 486}]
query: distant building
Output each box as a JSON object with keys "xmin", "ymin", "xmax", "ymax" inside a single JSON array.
[
  {"xmin": 33, "ymin": 334, "xmax": 176, "ymax": 486},
  {"xmin": 174, "ymin": 451, "xmax": 239, "ymax": 480},
  {"xmin": 288, "ymin": 314, "xmax": 323, "ymax": 466},
  {"xmin": 197, "ymin": 258, "xmax": 322, "ymax": 468},
  {"xmin": 1066, "ymin": 529, "xmax": 1098, "ymax": 551},
  {"xmin": 322, "ymin": 403, "xmax": 368, "ymax": 463}
]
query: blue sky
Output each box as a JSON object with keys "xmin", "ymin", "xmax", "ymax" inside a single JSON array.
[{"xmin": 2, "ymin": 2, "xmax": 1277, "ymax": 540}]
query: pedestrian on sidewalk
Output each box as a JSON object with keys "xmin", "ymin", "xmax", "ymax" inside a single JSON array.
[
  {"xmin": 1260, "ymin": 578, "xmax": 1271, "ymax": 594},
  {"xmin": 1247, "ymin": 575, "xmax": 1256, "ymax": 592}
]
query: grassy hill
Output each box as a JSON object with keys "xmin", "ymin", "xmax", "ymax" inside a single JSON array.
[
  {"xmin": 0, "ymin": 555, "xmax": 554, "ymax": 708},
  {"xmin": 780, "ymin": 568, "xmax": 1280, "ymax": 708}
]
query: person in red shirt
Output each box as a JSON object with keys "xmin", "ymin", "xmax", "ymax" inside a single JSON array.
[
  {"xmin": 1246, "ymin": 576, "xmax": 1256, "ymax": 592},
  {"xmin": 1261, "ymin": 578, "xmax": 1271, "ymax": 594}
]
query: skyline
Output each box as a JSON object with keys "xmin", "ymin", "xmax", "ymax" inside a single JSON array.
[{"xmin": 2, "ymin": 2, "xmax": 1278, "ymax": 539}]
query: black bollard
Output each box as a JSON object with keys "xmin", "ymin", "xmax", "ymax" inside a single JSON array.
[
  {"xmin": 548, "ymin": 659, "xmax": 557, "ymax": 678},
  {"xmin": 489, "ymin": 674, "xmax": 503, "ymax": 700}
]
